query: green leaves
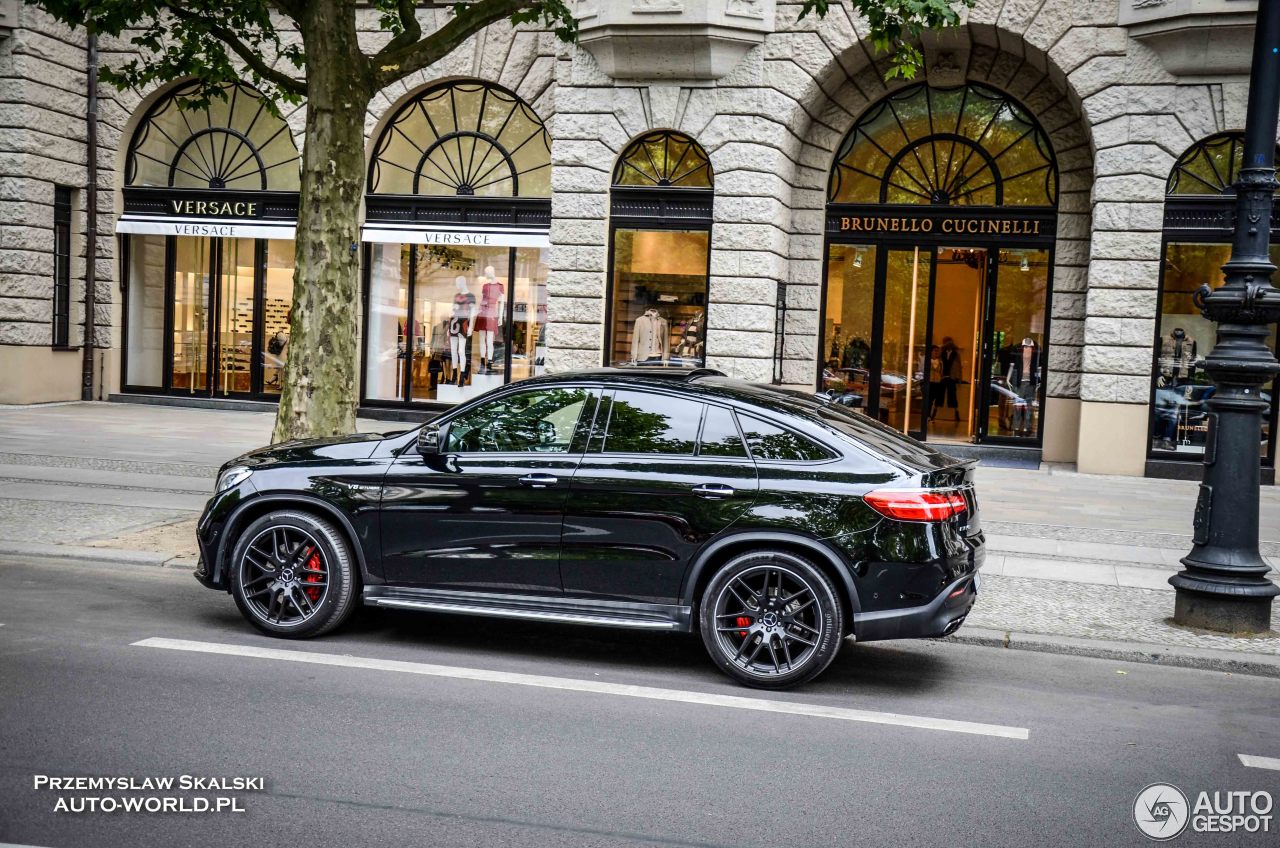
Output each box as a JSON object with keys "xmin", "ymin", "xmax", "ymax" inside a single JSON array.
[{"xmin": 799, "ymin": 0, "xmax": 975, "ymax": 80}]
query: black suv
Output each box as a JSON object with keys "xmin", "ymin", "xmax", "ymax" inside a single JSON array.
[{"xmin": 196, "ymin": 368, "xmax": 984, "ymax": 689}]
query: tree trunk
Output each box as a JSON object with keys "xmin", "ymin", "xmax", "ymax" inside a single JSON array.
[{"xmin": 272, "ymin": 0, "xmax": 373, "ymax": 443}]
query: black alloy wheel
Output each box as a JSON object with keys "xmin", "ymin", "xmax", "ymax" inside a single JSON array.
[
  {"xmin": 699, "ymin": 551, "xmax": 844, "ymax": 689},
  {"xmin": 230, "ymin": 510, "xmax": 358, "ymax": 638}
]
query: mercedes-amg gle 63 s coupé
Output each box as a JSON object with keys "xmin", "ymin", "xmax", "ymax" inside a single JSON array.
[{"xmin": 196, "ymin": 368, "xmax": 984, "ymax": 689}]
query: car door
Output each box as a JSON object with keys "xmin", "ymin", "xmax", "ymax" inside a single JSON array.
[
  {"xmin": 560, "ymin": 388, "xmax": 759, "ymax": 604},
  {"xmin": 379, "ymin": 385, "xmax": 598, "ymax": 593}
]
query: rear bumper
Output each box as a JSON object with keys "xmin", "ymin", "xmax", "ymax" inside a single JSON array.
[{"xmin": 851, "ymin": 572, "xmax": 979, "ymax": 642}]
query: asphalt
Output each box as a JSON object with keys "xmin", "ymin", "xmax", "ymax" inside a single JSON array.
[{"xmin": 1, "ymin": 554, "xmax": 1278, "ymax": 848}]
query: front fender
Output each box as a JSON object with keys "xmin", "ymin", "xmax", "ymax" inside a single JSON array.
[{"xmin": 206, "ymin": 492, "xmax": 379, "ymax": 589}]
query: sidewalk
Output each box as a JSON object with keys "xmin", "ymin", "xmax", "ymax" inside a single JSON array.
[{"xmin": 1, "ymin": 400, "xmax": 1278, "ymax": 675}]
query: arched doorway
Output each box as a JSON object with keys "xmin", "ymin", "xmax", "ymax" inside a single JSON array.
[
  {"xmin": 361, "ymin": 80, "xmax": 552, "ymax": 407},
  {"xmin": 118, "ymin": 80, "xmax": 301, "ymax": 399},
  {"xmin": 606, "ymin": 130, "xmax": 714, "ymax": 368},
  {"xmin": 822, "ymin": 82, "xmax": 1058, "ymax": 446}
]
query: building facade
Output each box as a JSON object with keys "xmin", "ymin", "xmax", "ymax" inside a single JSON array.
[{"xmin": 1, "ymin": 0, "xmax": 1277, "ymax": 480}]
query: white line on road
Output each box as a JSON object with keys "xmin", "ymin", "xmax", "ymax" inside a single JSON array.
[
  {"xmin": 133, "ymin": 637, "xmax": 1029, "ymax": 740},
  {"xmin": 1239, "ymin": 754, "xmax": 1280, "ymax": 771}
]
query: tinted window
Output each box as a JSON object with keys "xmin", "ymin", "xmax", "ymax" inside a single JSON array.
[
  {"xmin": 740, "ymin": 415, "xmax": 831, "ymax": 461},
  {"xmin": 604, "ymin": 390, "xmax": 701, "ymax": 455},
  {"xmin": 699, "ymin": 405, "xmax": 747, "ymax": 457},
  {"xmin": 447, "ymin": 388, "xmax": 589, "ymax": 453}
]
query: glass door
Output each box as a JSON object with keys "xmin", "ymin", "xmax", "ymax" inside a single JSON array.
[
  {"xmin": 215, "ymin": 238, "xmax": 257, "ymax": 396},
  {"xmin": 984, "ymin": 248, "xmax": 1050, "ymax": 441},
  {"xmin": 171, "ymin": 237, "xmax": 213, "ymax": 393},
  {"xmin": 926, "ymin": 248, "xmax": 989, "ymax": 444},
  {"xmin": 878, "ymin": 247, "xmax": 932, "ymax": 438}
]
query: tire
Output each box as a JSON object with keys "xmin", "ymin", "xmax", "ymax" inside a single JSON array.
[
  {"xmin": 229, "ymin": 510, "xmax": 358, "ymax": 639},
  {"xmin": 699, "ymin": 551, "xmax": 844, "ymax": 690}
]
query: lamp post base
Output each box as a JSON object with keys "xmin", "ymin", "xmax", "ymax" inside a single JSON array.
[{"xmin": 1172, "ymin": 586, "xmax": 1274, "ymax": 634}]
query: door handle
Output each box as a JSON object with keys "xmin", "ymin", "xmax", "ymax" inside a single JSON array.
[
  {"xmin": 519, "ymin": 473, "xmax": 559, "ymax": 488},
  {"xmin": 692, "ymin": 483, "xmax": 735, "ymax": 499}
]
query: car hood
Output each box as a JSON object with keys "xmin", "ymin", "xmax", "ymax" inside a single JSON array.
[{"xmin": 233, "ymin": 433, "xmax": 385, "ymax": 468}]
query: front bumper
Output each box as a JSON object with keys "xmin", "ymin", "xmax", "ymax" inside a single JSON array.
[{"xmin": 851, "ymin": 571, "xmax": 979, "ymax": 642}]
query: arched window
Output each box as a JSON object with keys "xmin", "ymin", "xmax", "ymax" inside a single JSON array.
[
  {"xmin": 1149, "ymin": 132, "xmax": 1280, "ymax": 468},
  {"xmin": 829, "ymin": 82, "xmax": 1056, "ymax": 207},
  {"xmin": 125, "ymin": 80, "xmax": 300, "ymax": 191},
  {"xmin": 613, "ymin": 130, "xmax": 713, "ymax": 188},
  {"xmin": 606, "ymin": 131, "xmax": 714, "ymax": 368},
  {"xmin": 367, "ymin": 80, "xmax": 551, "ymax": 197}
]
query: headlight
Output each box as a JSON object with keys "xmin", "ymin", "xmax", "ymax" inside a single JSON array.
[{"xmin": 214, "ymin": 466, "xmax": 253, "ymax": 494}]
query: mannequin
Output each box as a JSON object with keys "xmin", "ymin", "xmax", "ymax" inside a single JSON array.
[
  {"xmin": 630, "ymin": 308, "xmax": 668, "ymax": 363},
  {"xmin": 1005, "ymin": 337, "xmax": 1040, "ymax": 436},
  {"xmin": 448, "ymin": 275, "xmax": 476, "ymax": 386},
  {"xmin": 1159, "ymin": 327, "xmax": 1197, "ymax": 386},
  {"xmin": 937, "ymin": 336, "xmax": 961, "ymax": 421},
  {"xmin": 475, "ymin": 264, "xmax": 506, "ymax": 374}
]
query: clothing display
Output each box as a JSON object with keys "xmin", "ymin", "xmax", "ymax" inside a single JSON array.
[
  {"xmin": 1001, "ymin": 340, "xmax": 1041, "ymax": 387},
  {"xmin": 449, "ymin": 290, "xmax": 477, "ymax": 337},
  {"xmin": 1158, "ymin": 328, "xmax": 1197, "ymax": 384},
  {"xmin": 631, "ymin": 309, "xmax": 669, "ymax": 363},
  {"xmin": 475, "ymin": 279, "xmax": 505, "ymax": 333}
]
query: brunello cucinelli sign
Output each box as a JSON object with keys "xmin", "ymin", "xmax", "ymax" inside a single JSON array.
[
  {"xmin": 168, "ymin": 199, "xmax": 260, "ymax": 218},
  {"xmin": 834, "ymin": 215, "xmax": 1046, "ymax": 236}
]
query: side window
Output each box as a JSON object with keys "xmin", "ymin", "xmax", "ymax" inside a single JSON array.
[
  {"xmin": 739, "ymin": 415, "xmax": 832, "ymax": 462},
  {"xmin": 446, "ymin": 388, "xmax": 590, "ymax": 453},
  {"xmin": 698, "ymin": 405, "xmax": 748, "ymax": 457},
  {"xmin": 603, "ymin": 390, "xmax": 702, "ymax": 455}
]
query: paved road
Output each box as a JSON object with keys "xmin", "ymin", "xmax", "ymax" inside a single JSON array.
[{"xmin": 1, "ymin": 556, "xmax": 1277, "ymax": 847}]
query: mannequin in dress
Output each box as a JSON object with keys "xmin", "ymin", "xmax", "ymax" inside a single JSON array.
[
  {"xmin": 476, "ymin": 264, "xmax": 506, "ymax": 374},
  {"xmin": 448, "ymin": 275, "xmax": 476, "ymax": 385}
]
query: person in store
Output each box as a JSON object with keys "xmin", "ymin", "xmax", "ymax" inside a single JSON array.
[{"xmin": 937, "ymin": 336, "xmax": 962, "ymax": 421}]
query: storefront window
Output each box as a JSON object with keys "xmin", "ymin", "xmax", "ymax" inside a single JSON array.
[
  {"xmin": 260, "ymin": 241, "xmax": 295, "ymax": 394},
  {"xmin": 365, "ymin": 243, "xmax": 549, "ymax": 404},
  {"xmin": 1149, "ymin": 243, "xmax": 1278, "ymax": 459},
  {"xmin": 821, "ymin": 244, "xmax": 877, "ymax": 407},
  {"xmin": 125, "ymin": 235, "xmax": 166, "ymax": 388},
  {"xmin": 608, "ymin": 229, "xmax": 710, "ymax": 367},
  {"xmin": 364, "ymin": 244, "xmax": 410, "ymax": 402},
  {"xmin": 987, "ymin": 249, "xmax": 1049, "ymax": 439}
]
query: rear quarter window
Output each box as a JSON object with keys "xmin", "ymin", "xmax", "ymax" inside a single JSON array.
[{"xmin": 739, "ymin": 415, "xmax": 833, "ymax": 462}]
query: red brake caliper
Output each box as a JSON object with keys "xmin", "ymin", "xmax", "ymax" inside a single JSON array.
[
  {"xmin": 735, "ymin": 616, "xmax": 752, "ymax": 638},
  {"xmin": 304, "ymin": 550, "xmax": 323, "ymax": 602}
]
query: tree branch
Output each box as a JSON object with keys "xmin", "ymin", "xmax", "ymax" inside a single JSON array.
[
  {"xmin": 168, "ymin": 5, "xmax": 306, "ymax": 96},
  {"xmin": 373, "ymin": 0, "xmax": 529, "ymax": 87},
  {"xmin": 377, "ymin": 0, "xmax": 424, "ymax": 58}
]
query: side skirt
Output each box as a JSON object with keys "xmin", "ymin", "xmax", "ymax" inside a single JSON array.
[{"xmin": 363, "ymin": 586, "xmax": 693, "ymax": 632}]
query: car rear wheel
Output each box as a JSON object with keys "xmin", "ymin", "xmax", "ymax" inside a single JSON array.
[
  {"xmin": 229, "ymin": 510, "xmax": 358, "ymax": 638},
  {"xmin": 699, "ymin": 551, "xmax": 843, "ymax": 689}
]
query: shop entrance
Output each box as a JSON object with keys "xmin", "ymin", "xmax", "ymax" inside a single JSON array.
[
  {"xmin": 159, "ymin": 235, "xmax": 294, "ymax": 398},
  {"xmin": 822, "ymin": 243, "xmax": 1050, "ymax": 445}
]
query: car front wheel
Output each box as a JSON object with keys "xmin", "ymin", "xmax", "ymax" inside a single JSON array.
[
  {"xmin": 699, "ymin": 551, "xmax": 844, "ymax": 689},
  {"xmin": 229, "ymin": 510, "xmax": 358, "ymax": 638}
]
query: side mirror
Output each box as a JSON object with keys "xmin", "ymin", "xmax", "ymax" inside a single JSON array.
[{"xmin": 416, "ymin": 424, "xmax": 443, "ymax": 456}]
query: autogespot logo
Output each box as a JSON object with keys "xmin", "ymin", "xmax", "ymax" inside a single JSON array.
[{"xmin": 1134, "ymin": 783, "xmax": 1190, "ymax": 841}]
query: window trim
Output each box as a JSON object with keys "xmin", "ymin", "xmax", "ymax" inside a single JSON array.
[
  {"xmin": 737, "ymin": 411, "xmax": 840, "ymax": 464},
  {"xmin": 51, "ymin": 186, "xmax": 73, "ymax": 349}
]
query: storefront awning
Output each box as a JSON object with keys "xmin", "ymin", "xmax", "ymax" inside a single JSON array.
[
  {"xmin": 114, "ymin": 215, "xmax": 297, "ymax": 241},
  {"xmin": 361, "ymin": 223, "xmax": 550, "ymax": 249}
]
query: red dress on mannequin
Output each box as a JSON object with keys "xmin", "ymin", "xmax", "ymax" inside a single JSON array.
[{"xmin": 475, "ymin": 281, "xmax": 505, "ymax": 332}]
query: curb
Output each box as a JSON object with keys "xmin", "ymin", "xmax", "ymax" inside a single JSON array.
[
  {"xmin": 944, "ymin": 626, "xmax": 1280, "ymax": 679},
  {"xmin": 0, "ymin": 542, "xmax": 193, "ymax": 569}
]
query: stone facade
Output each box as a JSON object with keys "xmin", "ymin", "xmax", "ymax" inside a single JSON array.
[{"xmin": 0, "ymin": 0, "xmax": 1274, "ymax": 475}]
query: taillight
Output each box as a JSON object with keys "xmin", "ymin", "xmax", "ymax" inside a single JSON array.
[{"xmin": 863, "ymin": 489, "xmax": 968, "ymax": 522}]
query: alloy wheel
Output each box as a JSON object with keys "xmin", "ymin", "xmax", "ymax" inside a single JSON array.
[
  {"xmin": 711, "ymin": 564, "xmax": 825, "ymax": 678},
  {"xmin": 237, "ymin": 526, "xmax": 329, "ymax": 627}
]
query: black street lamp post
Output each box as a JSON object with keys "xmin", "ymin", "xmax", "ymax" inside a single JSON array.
[{"xmin": 1170, "ymin": 0, "xmax": 1280, "ymax": 633}]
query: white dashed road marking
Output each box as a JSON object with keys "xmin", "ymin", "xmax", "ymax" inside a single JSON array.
[
  {"xmin": 133, "ymin": 637, "xmax": 1029, "ymax": 740},
  {"xmin": 1238, "ymin": 754, "xmax": 1280, "ymax": 771}
]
